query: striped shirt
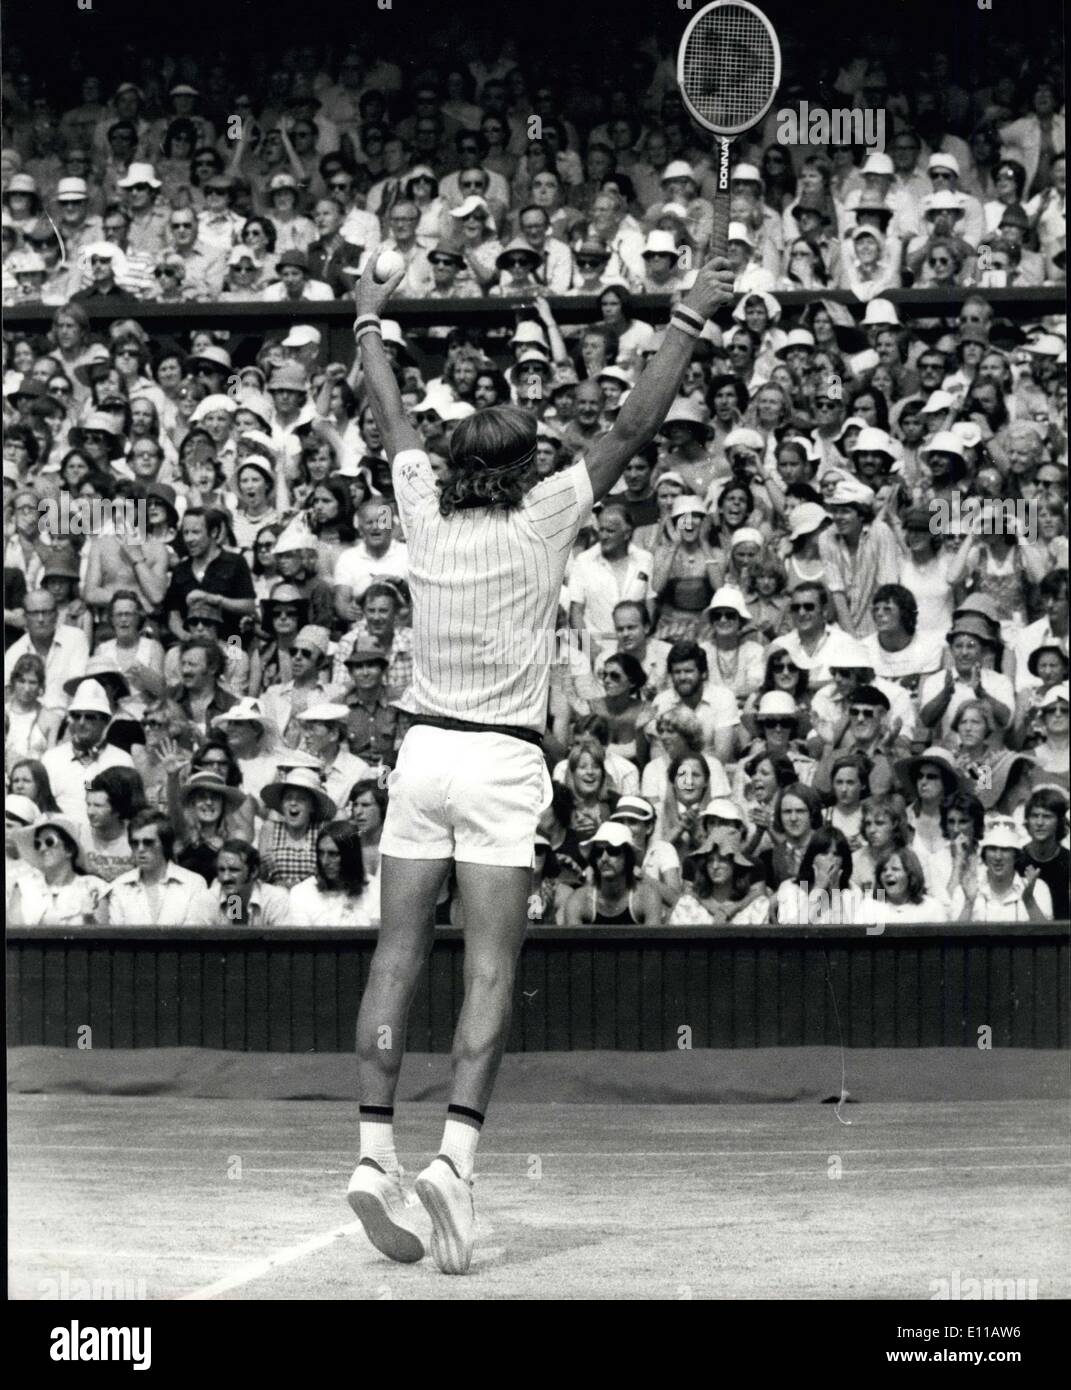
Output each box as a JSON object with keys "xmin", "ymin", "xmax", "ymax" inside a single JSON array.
[{"xmin": 392, "ymin": 449, "xmax": 594, "ymax": 731}]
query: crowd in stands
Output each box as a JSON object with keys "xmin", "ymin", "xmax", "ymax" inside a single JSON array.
[{"xmin": 3, "ymin": 26, "xmax": 1068, "ymax": 927}]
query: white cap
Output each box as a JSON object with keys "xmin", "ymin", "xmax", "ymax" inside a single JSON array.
[
  {"xmin": 281, "ymin": 325, "xmax": 322, "ymax": 349},
  {"xmin": 731, "ymin": 163, "xmax": 762, "ymax": 184},
  {"xmin": 68, "ymin": 678, "xmax": 111, "ymax": 716},
  {"xmin": 582, "ymin": 821, "xmax": 635, "ymax": 849},
  {"xmin": 661, "ymin": 160, "xmax": 697, "ymax": 184},
  {"xmin": 56, "ymin": 177, "xmax": 88, "ymax": 200},
  {"xmin": 862, "ymin": 298, "xmax": 899, "ymax": 326},
  {"xmin": 706, "ymin": 585, "xmax": 751, "ymax": 620},
  {"xmin": 861, "ymin": 152, "xmax": 894, "ymax": 177},
  {"xmin": 919, "ymin": 429, "xmax": 967, "ymax": 460},
  {"xmin": 727, "ymin": 221, "xmax": 754, "ymax": 248},
  {"xmin": 927, "ymin": 151, "xmax": 960, "ymax": 175},
  {"xmin": 117, "ymin": 162, "xmax": 161, "ymax": 189},
  {"xmin": 755, "ymin": 691, "xmax": 798, "ymax": 720},
  {"xmin": 642, "ymin": 229, "xmax": 679, "ymax": 257},
  {"xmin": 920, "ymin": 389, "xmax": 957, "ymax": 415},
  {"xmin": 449, "ymin": 194, "xmax": 490, "ymax": 219},
  {"xmin": 850, "ymin": 426, "xmax": 896, "ymax": 456},
  {"xmin": 297, "ymin": 702, "xmax": 351, "ymax": 723}
]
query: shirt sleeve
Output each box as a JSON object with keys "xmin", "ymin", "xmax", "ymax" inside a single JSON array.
[
  {"xmin": 521, "ymin": 459, "xmax": 594, "ymax": 555},
  {"xmin": 392, "ymin": 448, "xmax": 437, "ymax": 536}
]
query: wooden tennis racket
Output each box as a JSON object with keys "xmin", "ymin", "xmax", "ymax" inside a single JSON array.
[{"xmin": 676, "ymin": 0, "xmax": 782, "ymax": 260}]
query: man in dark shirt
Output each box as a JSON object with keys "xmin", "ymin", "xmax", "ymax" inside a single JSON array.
[
  {"xmin": 341, "ymin": 645, "xmax": 401, "ymax": 767},
  {"xmin": 164, "ymin": 507, "xmax": 256, "ymax": 642},
  {"xmin": 1022, "ymin": 789, "xmax": 1071, "ymax": 920}
]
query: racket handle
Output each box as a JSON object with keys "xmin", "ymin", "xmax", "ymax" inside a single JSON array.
[{"xmin": 710, "ymin": 138, "xmax": 732, "ymax": 262}]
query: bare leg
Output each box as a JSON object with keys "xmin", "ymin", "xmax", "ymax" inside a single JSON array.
[
  {"xmin": 356, "ymin": 854, "xmax": 449, "ymax": 1106},
  {"xmin": 449, "ymin": 862, "xmax": 531, "ymax": 1114}
]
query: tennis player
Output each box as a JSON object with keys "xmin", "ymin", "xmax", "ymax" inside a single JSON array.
[{"xmin": 346, "ymin": 253, "xmax": 736, "ymax": 1274}]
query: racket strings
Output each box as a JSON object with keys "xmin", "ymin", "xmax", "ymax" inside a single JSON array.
[{"xmin": 681, "ymin": 6, "xmax": 777, "ymax": 130}]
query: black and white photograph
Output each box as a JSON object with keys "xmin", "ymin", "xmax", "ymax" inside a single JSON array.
[{"xmin": 3, "ymin": 0, "xmax": 1068, "ymax": 1334}]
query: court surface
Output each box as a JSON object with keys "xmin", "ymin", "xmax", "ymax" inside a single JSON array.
[{"xmin": 9, "ymin": 1094, "xmax": 1070, "ymax": 1300}]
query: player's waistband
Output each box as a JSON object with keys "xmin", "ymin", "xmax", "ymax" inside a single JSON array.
[{"xmin": 406, "ymin": 714, "xmax": 544, "ymax": 749}]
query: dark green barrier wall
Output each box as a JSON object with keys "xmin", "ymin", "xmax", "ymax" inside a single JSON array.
[{"xmin": 7, "ymin": 923, "xmax": 1068, "ymax": 1051}]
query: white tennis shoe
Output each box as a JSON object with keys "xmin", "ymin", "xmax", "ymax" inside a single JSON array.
[
  {"xmin": 347, "ymin": 1160, "xmax": 425, "ymax": 1264},
  {"xmin": 415, "ymin": 1155, "xmax": 476, "ymax": 1275}
]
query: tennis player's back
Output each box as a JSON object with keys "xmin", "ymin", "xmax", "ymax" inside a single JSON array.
[{"xmin": 392, "ymin": 447, "xmax": 594, "ymax": 731}]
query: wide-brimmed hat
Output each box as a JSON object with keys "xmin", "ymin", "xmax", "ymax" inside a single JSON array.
[
  {"xmin": 64, "ymin": 677, "xmax": 114, "ymax": 715},
  {"xmin": 64, "ymin": 654, "xmax": 130, "ymax": 700},
  {"xmin": 755, "ymin": 691, "xmax": 799, "ymax": 722},
  {"xmin": 260, "ymin": 766, "xmax": 336, "ymax": 822},
  {"xmin": 609, "ymin": 796, "xmax": 656, "ymax": 825},
  {"xmin": 186, "ymin": 344, "xmax": 232, "ymax": 374},
  {"xmin": 449, "ymin": 194, "xmax": 490, "ymax": 220},
  {"xmin": 495, "ymin": 237, "xmax": 542, "ymax": 271},
  {"xmin": 296, "ymin": 702, "xmax": 351, "ymax": 724},
  {"xmin": 850, "ymin": 426, "xmax": 897, "ymax": 459},
  {"xmin": 706, "ymin": 585, "xmax": 751, "ymax": 621},
  {"xmin": 919, "ymin": 430, "xmax": 966, "ymax": 460},
  {"xmin": 700, "ymin": 797, "xmax": 747, "ymax": 825},
  {"xmin": 787, "ymin": 502, "xmax": 830, "ymax": 540},
  {"xmin": 946, "ymin": 614, "xmax": 1000, "ymax": 646},
  {"xmin": 181, "ymin": 771, "xmax": 244, "ymax": 810},
  {"xmin": 979, "ymin": 822, "xmax": 1024, "ymax": 852},
  {"xmin": 776, "ymin": 328, "xmax": 816, "ymax": 357},
  {"xmin": 293, "ymin": 624, "xmax": 331, "ymax": 657},
  {"xmin": 1038, "ymin": 682, "xmax": 1070, "ymax": 711},
  {"xmin": 211, "ymin": 696, "xmax": 279, "ymax": 743},
  {"xmin": 895, "ymin": 747, "xmax": 962, "ymax": 799},
  {"xmin": 663, "ymin": 398, "xmax": 713, "ymax": 436},
  {"xmin": 69, "ymin": 411, "xmax": 125, "ymax": 457},
  {"xmin": 580, "ymin": 821, "xmax": 634, "ymax": 852},
  {"xmin": 685, "ymin": 830, "xmax": 753, "ymax": 870},
  {"xmin": 827, "ymin": 477, "xmax": 876, "ymax": 507},
  {"xmin": 41, "ymin": 547, "xmax": 81, "ymax": 583},
  {"xmin": 642, "ymin": 229, "xmax": 680, "ymax": 258},
  {"xmin": 18, "ymin": 814, "xmax": 86, "ymax": 872},
  {"xmin": 117, "ymin": 162, "xmax": 161, "ymax": 189},
  {"xmin": 267, "ymin": 362, "xmax": 309, "ymax": 393},
  {"xmin": 723, "ymin": 426, "xmax": 764, "ymax": 453},
  {"xmin": 1027, "ymin": 645, "xmax": 1070, "ymax": 679}
]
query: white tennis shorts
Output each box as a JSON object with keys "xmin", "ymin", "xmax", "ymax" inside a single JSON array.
[{"xmin": 381, "ymin": 724, "xmax": 553, "ymax": 867}]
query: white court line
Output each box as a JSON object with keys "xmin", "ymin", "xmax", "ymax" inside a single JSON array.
[
  {"xmin": 10, "ymin": 1144, "xmax": 1069, "ymax": 1157},
  {"xmin": 180, "ymin": 1221, "xmax": 363, "ymax": 1299}
]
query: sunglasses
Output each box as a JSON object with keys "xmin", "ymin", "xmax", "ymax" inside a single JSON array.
[
  {"xmin": 790, "ymin": 601, "xmax": 818, "ymax": 612},
  {"xmin": 577, "ymin": 257, "xmax": 605, "ymax": 268},
  {"xmin": 429, "ymin": 255, "xmax": 457, "ymax": 267},
  {"xmin": 814, "ymin": 400, "xmax": 837, "ymax": 410},
  {"xmin": 292, "ymin": 647, "xmax": 319, "ymax": 658},
  {"xmin": 171, "ymin": 221, "xmax": 195, "ymax": 229},
  {"xmin": 504, "ymin": 256, "xmax": 532, "ymax": 268},
  {"xmin": 710, "ymin": 610, "xmax": 740, "ymax": 622},
  {"xmin": 68, "ymin": 710, "xmax": 106, "ymax": 721},
  {"xmin": 849, "ymin": 706, "xmax": 878, "ymax": 718},
  {"xmin": 929, "ymin": 257, "xmax": 951, "ymax": 267},
  {"xmin": 771, "ymin": 661, "xmax": 796, "ymax": 672},
  {"xmin": 762, "ymin": 717, "xmax": 795, "ymax": 729},
  {"xmin": 595, "ymin": 845, "xmax": 626, "ymax": 858},
  {"xmin": 34, "ymin": 833, "xmax": 66, "ymax": 851},
  {"xmin": 130, "ymin": 836, "xmax": 161, "ymax": 849}
]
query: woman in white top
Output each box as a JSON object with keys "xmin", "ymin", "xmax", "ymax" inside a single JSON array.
[
  {"xmin": 775, "ymin": 827, "xmax": 867, "ymax": 926},
  {"xmin": 669, "ymin": 831, "xmax": 770, "ymax": 925},
  {"xmin": 8, "ymin": 815, "xmax": 105, "ymax": 926},
  {"xmin": 5, "ymin": 652, "xmax": 61, "ymax": 761},
  {"xmin": 289, "ymin": 819, "xmax": 377, "ymax": 927},
  {"xmin": 856, "ymin": 847, "xmax": 948, "ymax": 927}
]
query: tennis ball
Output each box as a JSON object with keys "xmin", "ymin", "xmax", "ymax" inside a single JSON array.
[{"xmin": 373, "ymin": 248, "xmax": 406, "ymax": 282}]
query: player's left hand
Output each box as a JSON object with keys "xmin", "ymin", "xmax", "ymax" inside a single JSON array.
[{"xmin": 355, "ymin": 256, "xmax": 406, "ymax": 320}]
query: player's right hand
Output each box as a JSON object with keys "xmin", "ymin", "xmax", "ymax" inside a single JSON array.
[{"xmin": 683, "ymin": 257, "xmax": 736, "ymax": 318}]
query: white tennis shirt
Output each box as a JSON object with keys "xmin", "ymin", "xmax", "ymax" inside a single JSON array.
[{"xmin": 392, "ymin": 448, "xmax": 594, "ymax": 731}]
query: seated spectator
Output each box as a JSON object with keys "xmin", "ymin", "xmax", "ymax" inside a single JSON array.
[
  {"xmin": 563, "ymin": 820, "xmax": 662, "ymax": 924},
  {"xmin": 289, "ymin": 819, "xmax": 376, "ymax": 927},
  {"xmin": 98, "ymin": 808, "xmax": 206, "ymax": 925},
  {"xmin": 191, "ymin": 839, "xmax": 291, "ymax": 926}
]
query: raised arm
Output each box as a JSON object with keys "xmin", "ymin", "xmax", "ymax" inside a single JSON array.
[
  {"xmin": 352, "ymin": 261, "xmax": 421, "ymax": 460},
  {"xmin": 584, "ymin": 258, "xmax": 735, "ymax": 503}
]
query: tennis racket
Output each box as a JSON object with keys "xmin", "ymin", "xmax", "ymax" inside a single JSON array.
[{"xmin": 676, "ymin": 0, "xmax": 782, "ymax": 261}]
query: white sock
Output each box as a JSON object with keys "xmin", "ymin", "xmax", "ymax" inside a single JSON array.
[
  {"xmin": 439, "ymin": 1114, "xmax": 482, "ymax": 1180},
  {"xmin": 359, "ymin": 1114, "xmax": 399, "ymax": 1175}
]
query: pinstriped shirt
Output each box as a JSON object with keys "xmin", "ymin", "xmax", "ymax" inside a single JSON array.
[{"xmin": 392, "ymin": 450, "xmax": 594, "ymax": 732}]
